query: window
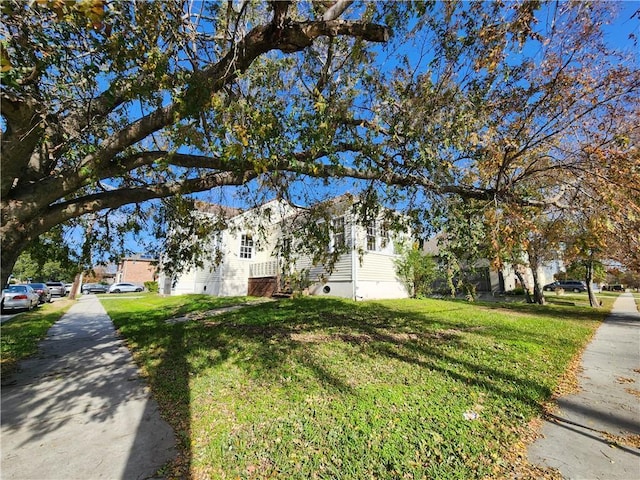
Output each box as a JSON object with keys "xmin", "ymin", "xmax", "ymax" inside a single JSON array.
[
  {"xmin": 366, "ymin": 220, "xmax": 390, "ymax": 252},
  {"xmin": 281, "ymin": 237, "xmax": 292, "ymax": 256},
  {"xmin": 212, "ymin": 232, "xmax": 223, "ymax": 250},
  {"xmin": 332, "ymin": 217, "xmax": 346, "ymax": 249},
  {"xmin": 380, "ymin": 222, "xmax": 389, "ymax": 249},
  {"xmin": 240, "ymin": 234, "xmax": 253, "ymax": 259},
  {"xmin": 366, "ymin": 223, "xmax": 377, "ymax": 251}
]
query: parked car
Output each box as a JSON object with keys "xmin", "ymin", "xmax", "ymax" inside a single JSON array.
[
  {"xmin": 28, "ymin": 282, "xmax": 52, "ymax": 304},
  {"xmin": 1, "ymin": 285, "xmax": 40, "ymax": 312},
  {"xmin": 543, "ymin": 280, "xmax": 588, "ymax": 293},
  {"xmin": 46, "ymin": 281, "xmax": 66, "ymax": 296},
  {"xmin": 81, "ymin": 283, "xmax": 109, "ymax": 294},
  {"xmin": 108, "ymin": 282, "xmax": 143, "ymax": 294}
]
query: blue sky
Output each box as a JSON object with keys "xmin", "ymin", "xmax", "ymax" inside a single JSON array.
[
  {"xmin": 603, "ymin": 2, "xmax": 639, "ymax": 49},
  {"xmin": 111, "ymin": 2, "xmax": 639, "ymax": 256}
]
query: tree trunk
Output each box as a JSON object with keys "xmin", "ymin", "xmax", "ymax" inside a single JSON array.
[
  {"xmin": 528, "ymin": 254, "xmax": 546, "ymax": 305},
  {"xmin": 447, "ymin": 266, "xmax": 456, "ymax": 298},
  {"xmin": 585, "ymin": 259, "xmax": 600, "ymax": 307},
  {"xmin": 514, "ymin": 268, "xmax": 534, "ymax": 303},
  {"xmin": 68, "ymin": 272, "xmax": 83, "ymax": 300},
  {"xmin": 1, "ymin": 228, "xmax": 25, "ymax": 288},
  {"xmin": 1, "ymin": 253, "xmax": 18, "ymax": 289}
]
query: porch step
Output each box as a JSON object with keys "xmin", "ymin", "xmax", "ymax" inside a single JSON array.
[{"xmin": 272, "ymin": 292, "xmax": 292, "ymax": 299}]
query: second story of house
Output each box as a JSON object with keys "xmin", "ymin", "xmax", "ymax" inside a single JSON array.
[
  {"xmin": 222, "ymin": 195, "xmax": 408, "ymax": 271},
  {"xmin": 116, "ymin": 254, "xmax": 158, "ymax": 284}
]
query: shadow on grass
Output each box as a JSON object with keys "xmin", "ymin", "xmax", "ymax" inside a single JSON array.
[
  {"xmin": 470, "ymin": 298, "xmax": 609, "ymax": 323},
  {"xmin": 108, "ymin": 295, "xmax": 605, "ymax": 478}
]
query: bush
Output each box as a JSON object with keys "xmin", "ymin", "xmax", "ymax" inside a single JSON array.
[
  {"xmin": 506, "ymin": 287, "xmax": 525, "ymax": 296},
  {"xmin": 394, "ymin": 245, "xmax": 438, "ymax": 298},
  {"xmin": 144, "ymin": 281, "xmax": 159, "ymax": 293}
]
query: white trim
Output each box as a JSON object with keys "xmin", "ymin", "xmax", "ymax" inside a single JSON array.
[{"xmin": 239, "ymin": 233, "xmax": 254, "ymax": 260}]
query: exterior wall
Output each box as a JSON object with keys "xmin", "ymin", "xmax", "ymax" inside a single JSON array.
[
  {"xmin": 299, "ymin": 253, "xmax": 354, "ymax": 299},
  {"xmin": 308, "ymin": 280, "xmax": 354, "ymax": 298},
  {"xmin": 294, "ymin": 219, "xmax": 410, "ymax": 301},
  {"xmin": 167, "ymin": 268, "xmax": 196, "ymax": 295},
  {"xmin": 490, "ymin": 265, "xmax": 517, "ymax": 292},
  {"xmin": 488, "ymin": 262, "xmax": 559, "ymax": 293},
  {"xmin": 116, "ymin": 258, "xmax": 157, "ymax": 284},
  {"xmin": 163, "ymin": 199, "xmax": 293, "ymax": 297},
  {"xmin": 162, "ymin": 199, "xmax": 410, "ymax": 301},
  {"xmin": 353, "ymin": 220, "xmax": 409, "ymax": 300},
  {"xmin": 356, "ymin": 280, "xmax": 408, "ymax": 300},
  {"xmin": 537, "ymin": 258, "xmax": 563, "ymax": 286},
  {"xmin": 356, "ymin": 252, "xmax": 409, "ymax": 300},
  {"xmin": 297, "ymin": 254, "xmax": 353, "ymax": 283}
]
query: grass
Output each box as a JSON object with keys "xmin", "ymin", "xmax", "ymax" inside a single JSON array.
[
  {"xmin": 101, "ymin": 293, "xmax": 615, "ymax": 480},
  {"xmin": 1, "ymin": 299, "xmax": 74, "ymax": 376}
]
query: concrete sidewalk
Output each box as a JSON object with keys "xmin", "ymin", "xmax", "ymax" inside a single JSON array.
[
  {"xmin": 1, "ymin": 295, "xmax": 176, "ymax": 480},
  {"xmin": 528, "ymin": 293, "xmax": 640, "ymax": 479}
]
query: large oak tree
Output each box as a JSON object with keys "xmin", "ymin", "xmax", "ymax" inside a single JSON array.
[{"xmin": 2, "ymin": 1, "xmax": 638, "ymax": 287}]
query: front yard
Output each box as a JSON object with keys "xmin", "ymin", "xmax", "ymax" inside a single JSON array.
[{"xmin": 101, "ymin": 293, "xmax": 614, "ymax": 479}]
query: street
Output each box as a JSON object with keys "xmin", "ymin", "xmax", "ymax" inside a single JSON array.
[{"xmin": 0, "ymin": 296, "xmax": 67, "ymax": 324}]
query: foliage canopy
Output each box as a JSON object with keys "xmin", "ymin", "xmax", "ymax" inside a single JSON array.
[{"xmin": 1, "ymin": 1, "xmax": 638, "ymax": 286}]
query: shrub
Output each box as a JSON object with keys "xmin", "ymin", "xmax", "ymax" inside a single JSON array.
[
  {"xmin": 144, "ymin": 281, "xmax": 159, "ymax": 293},
  {"xmin": 394, "ymin": 244, "xmax": 438, "ymax": 298},
  {"xmin": 506, "ymin": 287, "xmax": 526, "ymax": 295}
]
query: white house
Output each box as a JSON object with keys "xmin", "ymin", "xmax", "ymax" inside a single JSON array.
[{"xmin": 158, "ymin": 195, "xmax": 412, "ymax": 300}]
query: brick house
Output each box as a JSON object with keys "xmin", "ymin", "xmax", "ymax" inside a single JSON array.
[{"xmin": 115, "ymin": 255, "xmax": 157, "ymax": 284}]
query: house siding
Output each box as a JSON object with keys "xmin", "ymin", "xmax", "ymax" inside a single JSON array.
[
  {"xmin": 359, "ymin": 252, "xmax": 399, "ymax": 282},
  {"xmin": 356, "ymin": 252, "xmax": 408, "ymax": 300},
  {"xmin": 163, "ymin": 198, "xmax": 411, "ymax": 301},
  {"xmin": 297, "ymin": 253, "xmax": 354, "ymax": 299},
  {"xmin": 170, "ymin": 269, "xmax": 197, "ymax": 295},
  {"xmin": 296, "ymin": 254, "xmax": 353, "ymax": 283}
]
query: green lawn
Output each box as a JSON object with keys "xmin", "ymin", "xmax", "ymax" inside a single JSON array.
[
  {"xmin": 102, "ymin": 293, "xmax": 614, "ymax": 479},
  {"xmin": 1, "ymin": 299, "xmax": 74, "ymax": 376}
]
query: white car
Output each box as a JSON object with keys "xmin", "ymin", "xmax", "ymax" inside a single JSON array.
[
  {"xmin": 108, "ymin": 282, "xmax": 143, "ymax": 294},
  {"xmin": 1, "ymin": 285, "xmax": 40, "ymax": 312}
]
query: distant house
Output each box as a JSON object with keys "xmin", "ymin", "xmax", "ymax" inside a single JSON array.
[
  {"xmin": 158, "ymin": 196, "xmax": 412, "ymax": 300},
  {"xmin": 84, "ymin": 263, "xmax": 117, "ymax": 285},
  {"xmin": 421, "ymin": 235, "xmax": 561, "ymax": 294},
  {"xmin": 115, "ymin": 254, "xmax": 157, "ymax": 284}
]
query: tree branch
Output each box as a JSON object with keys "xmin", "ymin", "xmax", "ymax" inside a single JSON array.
[
  {"xmin": 322, "ymin": 0, "xmax": 354, "ymax": 21},
  {"xmin": 39, "ymin": 170, "xmax": 259, "ymax": 237},
  {"xmin": 69, "ymin": 17, "xmax": 389, "ymax": 184},
  {"xmin": 0, "ymin": 93, "xmax": 45, "ymax": 196}
]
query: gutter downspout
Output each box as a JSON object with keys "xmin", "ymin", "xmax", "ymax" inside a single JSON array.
[{"xmin": 351, "ymin": 217, "xmax": 357, "ymax": 301}]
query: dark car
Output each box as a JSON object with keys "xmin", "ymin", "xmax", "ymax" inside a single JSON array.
[
  {"xmin": 28, "ymin": 282, "xmax": 53, "ymax": 303},
  {"xmin": 602, "ymin": 284, "xmax": 624, "ymax": 292},
  {"xmin": 81, "ymin": 283, "xmax": 109, "ymax": 294},
  {"xmin": 46, "ymin": 281, "xmax": 66, "ymax": 296},
  {"xmin": 543, "ymin": 280, "xmax": 587, "ymax": 293}
]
